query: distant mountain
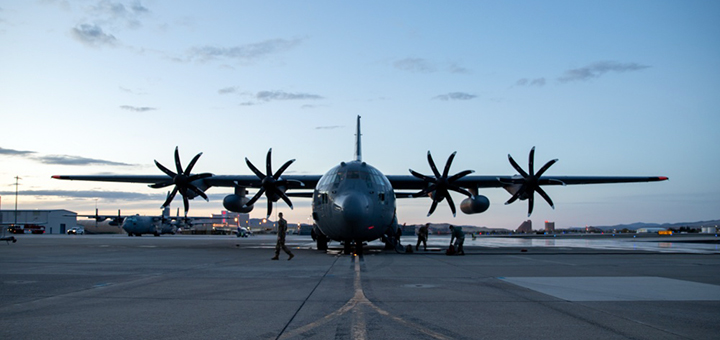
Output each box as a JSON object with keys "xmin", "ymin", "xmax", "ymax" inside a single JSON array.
[{"xmin": 578, "ymin": 220, "xmax": 720, "ymax": 231}]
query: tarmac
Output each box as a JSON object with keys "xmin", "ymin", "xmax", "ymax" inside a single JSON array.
[{"xmin": 1, "ymin": 233, "xmax": 719, "ymax": 340}]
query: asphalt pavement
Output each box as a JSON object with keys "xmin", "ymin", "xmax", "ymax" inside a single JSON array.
[{"xmin": 1, "ymin": 234, "xmax": 718, "ymax": 339}]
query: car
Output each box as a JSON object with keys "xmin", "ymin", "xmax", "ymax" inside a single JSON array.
[
  {"xmin": 235, "ymin": 227, "xmax": 252, "ymax": 237},
  {"xmin": 67, "ymin": 227, "xmax": 84, "ymax": 235}
]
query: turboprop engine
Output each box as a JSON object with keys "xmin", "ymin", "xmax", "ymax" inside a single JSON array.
[
  {"xmin": 460, "ymin": 195, "xmax": 490, "ymax": 214},
  {"xmin": 222, "ymin": 194, "xmax": 254, "ymax": 213}
]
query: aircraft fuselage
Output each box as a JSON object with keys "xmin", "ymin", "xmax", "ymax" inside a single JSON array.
[
  {"xmin": 122, "ymin": 215, "xmax": 175, "ymax": 236},
  {"xmin": 312, "ymin": 160, "xmax": 397, "ymax": 243}
]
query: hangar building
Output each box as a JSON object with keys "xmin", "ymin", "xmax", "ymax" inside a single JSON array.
[{"xmin": 1, "ymin": 210, "xmax": 77, "ymax": 234}]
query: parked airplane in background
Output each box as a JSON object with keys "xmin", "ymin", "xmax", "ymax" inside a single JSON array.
[
  {"xmin": 54, "ymin": 116, "xmax": 668, "ymax": 253},
  {"xmin": 121, "ymin": 207, "xmax": 222, "ymax": 236}
]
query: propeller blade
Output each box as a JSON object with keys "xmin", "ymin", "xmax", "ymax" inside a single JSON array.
[
  {"xmin": 182, "ymin": 192, "xmax": 190, "ymax": 214},
  {"xmin": 188, "ymin": 184, "xmax": 209, "ymax": 201},
  {"xmin": 442, "ymin": 152, "xmax": 457, "ymax": 178},
  {"xmin": 536, "ymin": 186, "xmax": 555, "ymax": 209},
  {"xmin": 245, "ymin": 158, "xmax": 265, "ymax": 179},
  {"xmin": 163, "ymin": 187, "xmax": 179, "ymax": 208},
  {"xmin": 275, "ymin": 189, "xmax": 294, "ymax": 209},
  {"xmin": 174, "ymin": 147, "xmax": 184, "ymax": 175},
  {"xmin": 446, "ymin": 194, "xmax": 456, "ymax": 217},
  {"xmin": 265, "ymin": 148, "xmax": 273, "ymax": 177},
  {"xmin": 504, "ymin": 186, "xmax": 523, "ymax": 205},
  {"xmin": 245, "ymin": 188, "xmax": 266, "ymax": 207},
  {"xmin": 536, "ymin": 159, "xmax": 558, "ymax": 177},
  {"xmin": 427, "ymin": 199, "xmax": 439, "ymax": 217},
  {"xmin": 447, "ymin": 184, "xmax": 473, "ymax": 198},
  {"xmin": 155, "ymin": 160, "xmax": 176, "ymax": 177},
  {"xmin": 266, "ymin": 199, "xmax": 272, "ymax": 218},
  {"xmin": 527, "ymin": 194, "xmax": 534, "ymax": 217},
  {"xmin": 427, "ymin": 151, "xmax": 441, "ymax": 178},
  {"xmin": 409, "ymin": 169, "xmax": 435, "ymax": 182},
  {"xmin": 508, "ymin": 154, "xmax": 528, "ymax": 177},
  {"xmin": 448, "ymin": 169, "xmax": 474, "ymax": 182},
  {"xmin": 149, "ymin": 180, "xmax": 175, "ymax": 189},
  {"xmin": 185, "ymin": 152, "xmax": 203, "ymax": 174},
  {"xmin": 274, "ymin": 159, "xmax": 296, "ymax": 179},
  {"xmin": 529, "ymin": 146, "xmax": 535, "ymax": 176}
]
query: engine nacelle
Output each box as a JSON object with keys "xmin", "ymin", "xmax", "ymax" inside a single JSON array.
[
  {"xmin": 223, "ymin": 194, "xmax": 254, "ymax": 213},
  {"xmin": 460, "ymin": 195, "xmax": 490, "ymax": 214}
]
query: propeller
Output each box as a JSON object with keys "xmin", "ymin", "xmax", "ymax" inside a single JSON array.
[
  {"xmin": 244, "ymin": 148, "xmax": 303, "ymax": 218},
  {"xmin": 409, "ymin": 151, "xmax": 474, "ymax": 217},
  {"xmin": 503, "ymin": 146, "xmax": 558, "ymax": 217},
  {"xmin": 149, "ymin": 147, "xmax": 212, "ymax": 215}
]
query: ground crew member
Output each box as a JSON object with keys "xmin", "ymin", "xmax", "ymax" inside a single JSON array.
[
  {"xmin": 272, "ymin": 212, "xmax": 294, "ymax": 260},
  {"xmin": 449, "ymin": 225, "xmax": 465, "ymax": 255},
  {"xmin": 416, "ymin": 223, "xmax": 429, "ymax": 251}
]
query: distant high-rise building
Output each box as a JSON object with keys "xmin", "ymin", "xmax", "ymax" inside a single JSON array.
[
  {"xmin": 545, "ymin": 221, "xmax": 555, "ymax": 234},
  {"xmin": 516, "ymin": 220, "xmax": 532, "ymax": 233}
]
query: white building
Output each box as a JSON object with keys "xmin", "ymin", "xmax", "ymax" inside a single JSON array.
[{"xmin": 1, "ymin": 210, "xmax": 77, "ymax": 234}]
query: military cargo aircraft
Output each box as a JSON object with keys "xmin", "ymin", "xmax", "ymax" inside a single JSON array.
[{"xmin": 53, "ymin": 116, "xmax": 667, "ymax": 253}]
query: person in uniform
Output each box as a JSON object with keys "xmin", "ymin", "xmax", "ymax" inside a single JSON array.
[
  {"xmin": 416, "ymin": 223, "xmax": 429, "ymax": 251},
  {"xmin": 272, "ymin": 212, "xmax": 294, "ymax": 260},
  {"xmin": 449, "ymin": 225, "xmax": 465, "ymax": 255}
]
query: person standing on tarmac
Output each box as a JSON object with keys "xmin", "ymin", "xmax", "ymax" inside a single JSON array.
[
  {"xmin": 449, "ymin": 225, "xmax": 465, "ymax": 255},
  {"xmin": 416, "ymin": 223, "xmax": 429, "ymax": 251},
  {"xmin": 272, "ymin": 212, "xmax": 294, "ymax": 261}
]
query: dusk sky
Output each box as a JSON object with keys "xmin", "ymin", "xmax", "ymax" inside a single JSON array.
[{"xmin": 1, "ymin": 1, "xmax": 718, "ymax": 230}]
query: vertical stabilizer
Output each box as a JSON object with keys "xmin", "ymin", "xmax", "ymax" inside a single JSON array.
[{"xmin": 354, "ymin": 115, "xmax": 362, "ymax": 162}]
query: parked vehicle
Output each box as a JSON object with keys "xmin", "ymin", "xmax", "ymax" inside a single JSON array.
[{"xmin": 67, "ymin": 227, "xmax": 84, "ymax": 235}]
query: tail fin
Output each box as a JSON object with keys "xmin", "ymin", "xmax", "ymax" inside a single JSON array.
[
  {"xmin": 354, "ymin": 115, "xmax": 362, "ymax": 162},
  {"xmin": 162, "ymin": 206, "xmax": 170, "ymax": 219}
]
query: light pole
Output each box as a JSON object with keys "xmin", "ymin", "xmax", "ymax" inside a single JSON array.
[{"xmin": 14, "ymin": 176, "xmax": 20, "ymax": 228}]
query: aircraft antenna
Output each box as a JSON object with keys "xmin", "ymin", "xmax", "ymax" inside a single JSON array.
[{"xmin": 354, "ymin": 115, "xmax": 362, "ymax": 161}]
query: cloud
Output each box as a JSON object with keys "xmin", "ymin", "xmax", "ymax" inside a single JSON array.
[
  {"xmin": 447, "ymin": 63, "xmax": 471, "ymax": 75},
  {"xmin": 0, "ymin": 190, "xmax": 228, "ymax": 202},
  {"xmin": 516, "ymin": 78, "xmax": 546, "ymax": 87},
  {"xmin": 218, "ymin": 86, "xmax": 238, "ymax": 94},
  {"xmin": 558, "ymin": 61, "xmax": 650, "ymax": 83},
  {"xmin": 71, "ymin": 23, "xmax": 117, "ymax": 47},
  {"xmin": 393, "ymin": 58, "xmax": 437, "ymax": 73},
  {"xmin": 34, "ymin": 155, "xmax": 133, "ymax": 166},
  {"xmin": 120, "ymin": 105, "xmax": 156, "ymax": 112},
  {"xmin": 433, "ymin": 92, "xmax": 477, "ymax": 101},
  {"xmin": 119, "ymin": 86, "xmax": 148, "ymax": 95},
  {"xmin": 0, "ymin": 147, "xmax": 36, "ymax": 156},
  {"xmin": 187, "ymin": 38, "xmax": 303, "ymax": 63},
  {"xmin": 256, "ymin": 90, "xmax": 323, "ymax": 101},
  {"xmin": 89, "ymin": 0, "xmax": 150, "ymax": 29},
  {"xmin": 315, "ymin": 125, "xmax": 343, "ymax": 130},
  {"xmin": 1, "ymin": 146, "xmax": 133, "ymax": 166},
  {"xmin": 0, "ymin": 190, "xmax": 163, "ymax": 201}
]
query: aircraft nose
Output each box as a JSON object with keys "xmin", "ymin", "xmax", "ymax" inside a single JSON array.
[{"xmin": 337, "ymin": 193, "xmax": 369, "ymax": 227}]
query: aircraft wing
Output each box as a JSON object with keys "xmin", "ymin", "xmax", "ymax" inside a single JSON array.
[
  {"xmin": 53, "ymin": 174, "xmax": 667, "ymax": 191},
  {"xmin": 53, "ymin": 175, "xmax": 321, "ymax": 188},
  {"xmin": 52, "ymin": 175, "xmax": 170, "ymax": 184},
  {"xmin": 386, "ymin": 175, "xmax": 669, "ymax": 190}
]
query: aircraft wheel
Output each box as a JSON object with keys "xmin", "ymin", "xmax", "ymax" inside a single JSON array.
[
  {"xmin": 153, "ymin": 232, "xmax": 160, "ymax": 237},
  {"xmin": 127, "ymin": 233, "xmax": 133, "ymax": 237},
  {"xmin": 317, "ymin": 235, "xmax": 328, "ymax": 251}
]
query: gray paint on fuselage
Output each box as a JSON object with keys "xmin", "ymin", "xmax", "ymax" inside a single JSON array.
[
  {"xmin": 312, "ymin": 160, "xmax": 397, "ymax": 242},
  {"xmin": 122, "ymin": 215, "xmax": 175, "ymax": 235}
]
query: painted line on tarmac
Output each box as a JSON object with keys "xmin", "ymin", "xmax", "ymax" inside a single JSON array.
[{"xmin": 278, "ymin": 255, "xmax": 451, "ymax": 340}]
